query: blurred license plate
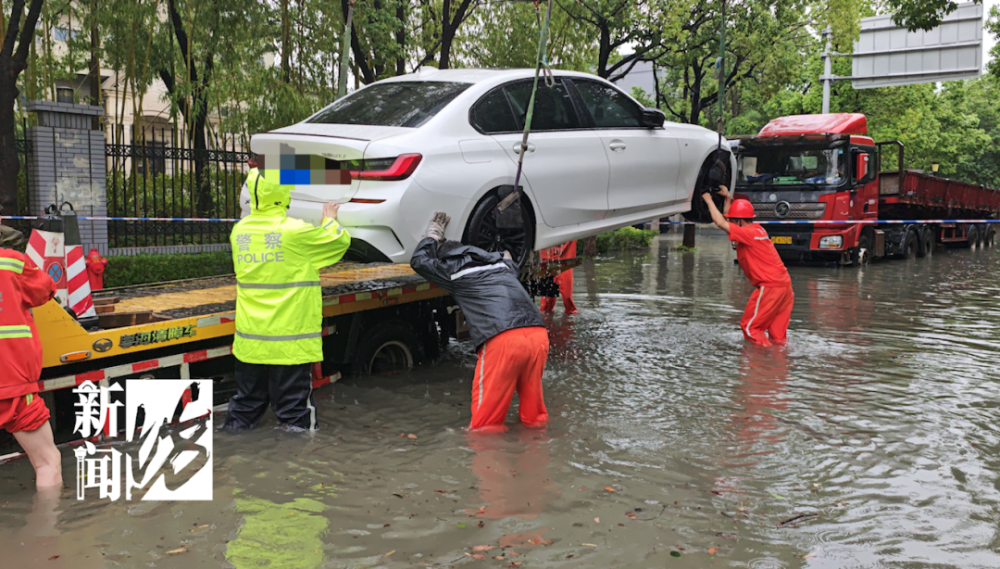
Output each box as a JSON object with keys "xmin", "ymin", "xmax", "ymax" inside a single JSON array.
[{"xmin": 770, "ymin": 236, "xmax": 792, "ymax": 245}]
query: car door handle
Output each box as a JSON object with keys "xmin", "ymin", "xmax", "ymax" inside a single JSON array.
[
  {"xmin": 609, "ymin": 140, "xmax": 627, "ymax": 152},
  {"xmin": 513, "ymin": 142, "xmax": 535, "ymax": 154}
]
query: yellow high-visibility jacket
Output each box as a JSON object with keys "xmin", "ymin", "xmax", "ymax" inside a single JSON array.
[{"xmin": 231, "ymin": 169, "xmax": 351, "ymax": 365}]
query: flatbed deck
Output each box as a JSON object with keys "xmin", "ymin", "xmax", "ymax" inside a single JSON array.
[
  {"xmin": 36, "ymin": 262, "xmax": 446, "ymax": 373},
  {"xmin": 103, "ymin": 262, "xmax": 428, "ymax": 319}
]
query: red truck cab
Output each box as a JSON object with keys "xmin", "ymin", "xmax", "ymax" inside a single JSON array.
[{"xmin": 734, "ymin": 113, "xmax": 878, "ymax": 262}]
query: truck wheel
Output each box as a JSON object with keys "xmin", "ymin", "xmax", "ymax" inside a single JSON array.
[
  {"xmin": 851, "ymin": 233, "xmax": 872, "ymax": 266},
  {"xmin": 463, "ymin": 189, "xmax": 535, "ymax": 269},
  {"xmin": 352, "ymin": 321, "xmax": 423, "ymax": 376},
  {"xmin": 899, "ymin": 233, "xmax": 918, "ymax": 259},
  {"xmin": 967, "ymin": 226, "xmax": 979, "ymax": 250},
  {"xmin": 978, "ymin": 225, "xmax": 989, "ymax": 248},
  {"xmin": 917, "ymin": 230, "xmax": 935, "ymax": 258},
  {"xmin": 985, "ymin": 227, "xmax": 996, "ymax": 248}
]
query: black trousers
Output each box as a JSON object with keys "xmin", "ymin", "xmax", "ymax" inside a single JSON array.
[{"xmin": 223, "ymin": 360, "xmax": 317, "ymax": 431}]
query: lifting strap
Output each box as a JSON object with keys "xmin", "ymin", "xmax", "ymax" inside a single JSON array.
[{"xmin": 496, "ymin": 0, "xmax": 555, "ymax": 215}]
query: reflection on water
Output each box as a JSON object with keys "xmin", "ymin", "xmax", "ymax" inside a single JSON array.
[{"xmin": 1, "ymin": 230, "xmax": 999, "ymax": 568}]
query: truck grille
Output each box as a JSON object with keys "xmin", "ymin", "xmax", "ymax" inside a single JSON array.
[{"xmin": 750, "ymin": 202, "xmax": 827, "ymax": 220}]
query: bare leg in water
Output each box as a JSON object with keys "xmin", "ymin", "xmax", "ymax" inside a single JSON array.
[{"xmin": 13, "ymin": 421, "xmax": 63, "ymax": 490}]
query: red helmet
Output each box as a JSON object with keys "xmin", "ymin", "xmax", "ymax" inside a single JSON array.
[{"xmin": 727, "ymin": 199, "xmax": 755, "ymax": 219}]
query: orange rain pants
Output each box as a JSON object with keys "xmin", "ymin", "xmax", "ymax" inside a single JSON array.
[
  {"xmin": 539, "ymin": 241, "xmax": 577, "ymax": 314},
  {"xmin": 470, "ymin": 326, "xmax": 549, "ymax": 431},
  {"xmin": 740, "ymin": 284, "xmax": 794, "ymax": 347}
]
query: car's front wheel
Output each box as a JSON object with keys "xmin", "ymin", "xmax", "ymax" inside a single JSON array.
[{"xmin": 462, "ymin": 188, "xmax": 535, "ymax": 269}]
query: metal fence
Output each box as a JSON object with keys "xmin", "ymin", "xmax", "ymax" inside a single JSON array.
[
  {"xmin": 105, "ymin": 125, "xmax": 250, "ymax": 248},
  {"xmin": 5, "ymin": 136, "xmax": 34, "ymax": 243}
]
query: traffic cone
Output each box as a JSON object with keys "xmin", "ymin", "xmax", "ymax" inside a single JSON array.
[
  {"xmin": 62, "ymin": 208, "xmax": 98, "ymax": 325},
  {"xmin": 26, "ymin": 206, "xmax": 68, "ymax": 307}
]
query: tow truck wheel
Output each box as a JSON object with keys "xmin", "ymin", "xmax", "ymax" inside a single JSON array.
[
  {"xmin": 352, "ymin": 321, "xmax": 423, "ymax": 376},
  {"xmin": 463, "ymin": 189, "xmax": 535, "ymax": 269},
  {"xmin": 899, "ymin": 233, "xmax": 918, "ymax": 259}
]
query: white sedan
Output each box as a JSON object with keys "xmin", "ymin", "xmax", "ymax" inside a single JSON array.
[{"xmin": 242, "ymin": 68, "xmax": 735, "ymax": 265}]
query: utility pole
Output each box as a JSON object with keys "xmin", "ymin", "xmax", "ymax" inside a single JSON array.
[
  {"xmin": 821, "ymin": 27, "xmax": 833, "ymax": 114},
  {"xmin": 337, "ymin": 0, "xmax": 354, "ymax": 99}
]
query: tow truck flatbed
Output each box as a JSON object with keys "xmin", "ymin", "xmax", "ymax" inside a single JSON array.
[{"xmin": 36, "ymin": 262, "xmax": 447, "ymax": 374}]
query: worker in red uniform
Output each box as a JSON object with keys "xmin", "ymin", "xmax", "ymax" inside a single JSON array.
[
  {"xmin": 539, "ymin": 241, "xmax": 577, "ymax": 314},
  {"xmin": 702, "ymin": 187, "xmax": 794, "ymax": 346},
  {"xmin": 0, "ymin": 249, "xmax": 62, "ymax": 490},
  {"xmin": 410, "ymin": 212, "xmax": 549, "ymax": 431}
]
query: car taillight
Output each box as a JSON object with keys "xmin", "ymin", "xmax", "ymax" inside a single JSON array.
[{"xmin": 350, "ymin": 154, "xmax": 422, "ymax": 181}]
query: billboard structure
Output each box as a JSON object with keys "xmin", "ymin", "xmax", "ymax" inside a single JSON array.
[
  {"xmin": 851, "ymin": 2, "xmax": 984, "ymax": 89},
  {"xmin": 819, "ymin": 2, "xmax": 984, "ymax": 112}
]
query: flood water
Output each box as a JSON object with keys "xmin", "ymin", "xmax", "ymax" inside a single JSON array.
[{"xmin": 3, "ymin": 230, "xmax": 1000, "ymax": 568}]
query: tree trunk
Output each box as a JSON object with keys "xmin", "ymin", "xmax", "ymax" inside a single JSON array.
[
  {"xmin": 192, "ymin": 95, "xmax": 212, "ymax": 217},
  {"xmin": 596, "ymin": 24, "xmax": 611, "ymax": 78},
  {"xmin": 281, "ymin": 0, "xmax": 291, "ymax": 83},
  {"xmin": 582, "ymin": 235, "xmax": 597, "ymax": 257},
  {"xmin": 0, "ymin": 69, "xmax": 19, "ymax": 217},
  {"xmin": 439, "ymin": 0, "xmax": 452, "ymax": 69},
  {"xmin": 89, "ymin": 0, "xmax": 100, "ymax": 129},
  {"xmin": 395, "ymin": 2, "xmax": 405, "ymax": 75},
  {"xmin": 0, "ymin": 0, "xmax": 45, "ymax": 217},
  {"xmin": 682, "ymin": 224, "xmax": 696, "ymax": 248}
]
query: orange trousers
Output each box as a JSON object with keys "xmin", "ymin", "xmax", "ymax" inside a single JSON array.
[
  {"xmin": 470, "ymin": 326, "xmax": 549, "ymax": 430},
  {"xmin": 539, "ymin": 269, "xmax": 577, "ymax": 314},
  {"xmin": 540, "ymin": 241, "xmax": 577, "ymax": 314},
  {"xmin": 740, "ymin": 284, "xmax": 794, "ymax": 347}
]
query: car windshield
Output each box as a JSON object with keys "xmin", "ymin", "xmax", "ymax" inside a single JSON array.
[
  {"xmin": 307, "ymin": 81, "xmax": 470, "ymax": 128},
  {"xmin": 738, "ymin": 146, "xmax": 846, "ymax": 186}
]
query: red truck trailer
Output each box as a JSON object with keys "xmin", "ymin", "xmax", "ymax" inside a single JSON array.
[{"xmin": 732, "ymin": 113, "xmax": 999, "ymax": 264}]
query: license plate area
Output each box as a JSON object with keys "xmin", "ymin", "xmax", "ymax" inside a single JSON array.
[{"xmin": 770, "ymin": 236, "xmax": 792, "ymax": 245}]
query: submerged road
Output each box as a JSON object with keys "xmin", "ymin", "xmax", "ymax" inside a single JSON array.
[{"xmin": 2, "ymin": 231, "xmax": 999, "ymax": 568}]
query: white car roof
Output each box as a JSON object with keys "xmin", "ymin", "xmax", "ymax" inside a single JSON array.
[{"xmin": 378, "ymin": 68, "xmax": 605, "ymax": 86}]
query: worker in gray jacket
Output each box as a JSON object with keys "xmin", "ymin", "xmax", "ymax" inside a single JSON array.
[{"xmin": 410, "ymin": 212, "xmax": 549, "ymax": 431}]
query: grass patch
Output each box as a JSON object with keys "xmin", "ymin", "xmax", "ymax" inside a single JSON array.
[
  {"xmin": 595, "ymin": 227, "xmax": 658, "ymax": 255},
  {"xmin": 104, "ymin": 250, "xmax": 233, "ymax": 288}
]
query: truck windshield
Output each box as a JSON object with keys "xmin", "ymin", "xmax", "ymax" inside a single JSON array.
[
  {"xmin": 307, "ymin": 81, "xmax": 470, "ymax": 128},
  {"xmin": 738, "ymin": 147, "xmax": 846, "ymax": 186}
]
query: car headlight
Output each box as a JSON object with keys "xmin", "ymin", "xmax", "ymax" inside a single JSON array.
[{"xmin": 818, "ymin": 235, "xmax": 843, "ymax": 249}]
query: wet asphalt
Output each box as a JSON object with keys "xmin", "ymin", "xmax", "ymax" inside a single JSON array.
[{"xmin": 2, "ymin": 229, "xmax": 1000, "ymax": 569}]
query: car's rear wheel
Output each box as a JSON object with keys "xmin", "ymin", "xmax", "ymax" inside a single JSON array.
[{"xmin": 463, "ymin": 188, "xmax": 535, "ymax": 269}]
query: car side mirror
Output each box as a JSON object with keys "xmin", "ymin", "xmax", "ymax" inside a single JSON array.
[
  {"xmin": 641, "ymin": 108, "xmax": 665, "ymax": 128},
  {"xmin": 855, "ymin": 152, "xmax": 869, "ymax": 183}
]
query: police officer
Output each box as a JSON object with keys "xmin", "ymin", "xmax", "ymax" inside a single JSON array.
[{"xmin": 223, "ymin": 169, "xmax": 351, "ymax": 431}]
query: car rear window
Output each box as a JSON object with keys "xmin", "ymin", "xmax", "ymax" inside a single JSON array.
[{"xmin": 307, "ymin": 81, "xmax": 471, "ymax": 128}]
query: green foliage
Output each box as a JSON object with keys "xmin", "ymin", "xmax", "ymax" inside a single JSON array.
[
  {"xmin": 884, "ymin": 0, "xmax": 980, "ymax": 31},
  {"xmin": 595, "ymin": 227, "xmax": 657, "ymax": 255},
  {"xmin": 103, "ymin": 250, "xmax": 234, "ymax": 288},
  {"xmin": 106, "ymin": 169, "xmax": 246, "ymax": 220}
]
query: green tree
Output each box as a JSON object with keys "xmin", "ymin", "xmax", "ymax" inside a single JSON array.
[{"xmin": 0, "ymin": 0, "xmax": 45, "ymax": 217}]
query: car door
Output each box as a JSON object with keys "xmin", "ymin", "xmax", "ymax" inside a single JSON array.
[
  {"xmin": 471, "ymin": 78, "xmax": 610, "ymax": 227},
  {"xmin": 568, "ymin": 78, "xmax": 682, "ymax": 216}
]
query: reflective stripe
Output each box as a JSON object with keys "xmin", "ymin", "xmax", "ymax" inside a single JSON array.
[
  {"xmin": 451, "ymin": 261, "xmax": 508, "ymax": 281},
  {"xmin": 744, "ymin": 286, "xmax": 765, "ymax": 341},
  {"xmin": 0, "ymin": 258, "xmax": 25, "ymax": 273},
  {"xmin": 237, "ymin": 281, "xmax": 321, "ymax": 290},
  {"xmin": 25, "ymin": 393, "xmax": 33, "ymax": 405},
  {"xmin": 477, "ymin": 345, "xmax": 486, "ymax": 409},
  {"xmin": 307, "ymin": 380, "xmax": 317, "ymax": 431},
  {"xmin": 0, "ymin": 325, "xmax": 33, "ymax": 339},
  {"xmin": 235, "ymin": 330, "xmax": 323, "ymax": 341}
]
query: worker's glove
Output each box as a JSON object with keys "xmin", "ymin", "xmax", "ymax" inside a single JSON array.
[{"xmin": 424, "ymin": 211, "xmax": 450, "ymax": 242}]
